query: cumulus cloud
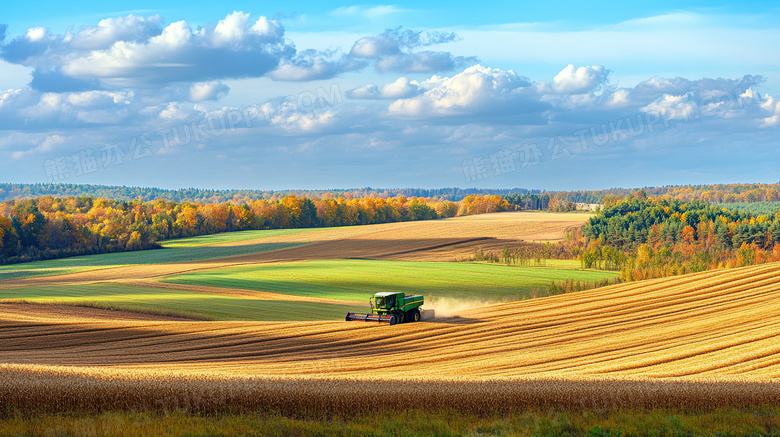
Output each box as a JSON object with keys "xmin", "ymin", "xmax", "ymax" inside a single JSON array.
[
  {"xmin": 188, "ymin": 82, "xmax": 230, "ymax": 102},
  {"xmin": 0, "ymin": 12, "xmax": 292, "ymax": 91},
  {"xmin": 1, "ymin": 16, "xmax": 163, "ymax": 66},
  {"xmin": 269, "ymin": 49, "xmax": 365, "ymax": 81},
  {"xmin": 759, "ymin": 94, "xmax": 779, "ymax": 126},
  {"xmin": 349, "ymin": 27, "xmax": 476, "ymax": 73},
  {"xmin": 1, "ymin": 26, "xmax": 54, "ymax": 64},
  {"xmin": 62, "ymin": 13, "xmax": 290, "ymax": 88},
  {"xmin": 537, "ymin": 64, "xmax": 610, "ymax": 94},
  {"xmin": 377, "ymin": 63, "xmax": 777, "ymax": 147},
  {"xmin": 2, "ymin": 15, "xmax": 478, "ymax": 91},
  {"xmin": 268, "ymin": 26, "xmax": 473, "ymax": 80},
  {"xmin": 388, "ymin": 65, "xmax": 537, "ymax": 117},
  {"xmin": 618, "ymin": 75, "xmax": 764, "ymax": 121},
  {"xmin": 348, "ymin": 77, "xmax": 421, "ymax": 99},
  {"xmin": 68, "ymin": 15, "xmax": 164, "ymax": 50},
  {"xmin": 0, "ymin": 87, "xmax": 139, "ymax": 130}
]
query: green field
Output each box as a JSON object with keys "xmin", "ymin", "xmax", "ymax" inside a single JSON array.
[
  {"xmin": 0, "ymin": 227, "xmax": 319, "ymax": 282},
  {"xmin": 2, "ymin": 283, "xmax": 363, "ymax": 321},
  {"xmin": 163, "ymin": 259, "xmax": 619, "ymax": 302},
  {"xmin": 159, "ymin": 228, "xmax": 318, "ymax": 247},
  {"xmin": 0, "ymin": 243, "xmax": 301, "ymax": 282},
  {"xmin": 2, "ymin": 227, "xmax": 620, "ymax": 321}
]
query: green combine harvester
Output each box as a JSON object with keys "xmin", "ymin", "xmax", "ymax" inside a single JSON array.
[{"xmin": 346, "ymin": 291, "xmax": 435, "ymax": 325}]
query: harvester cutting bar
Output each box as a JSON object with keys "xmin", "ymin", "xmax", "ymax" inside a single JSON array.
[{"xmin": 345, "ymin": 312, "xmax": 397, "ymax": 325}]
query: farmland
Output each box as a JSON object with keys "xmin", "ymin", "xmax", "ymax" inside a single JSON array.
[
  {"xmin": 0, "ymin": 212, "xmax": 598, "ymax": 320},
  {"xmin": 3, "ymin": 261, "xmax": 780, "ymax": 379},
  {"xmin": 162, "ymin": 259, "xmax": 615, "ymax": 303},
  {"xmin": 2, "ymin": 211, "xmax": 779, "ymax": 434}
]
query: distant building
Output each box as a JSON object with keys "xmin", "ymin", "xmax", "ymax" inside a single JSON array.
[{"xmin": 575, "ymin": 203, "xmax": 601, "ymax": 211}]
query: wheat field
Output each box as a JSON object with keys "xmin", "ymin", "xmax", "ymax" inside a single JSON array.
[{"xmin": 2, "ymin": 259, "xmax": 780, "ymax": 413}]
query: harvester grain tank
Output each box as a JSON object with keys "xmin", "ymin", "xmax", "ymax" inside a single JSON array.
[{"xmin": 345, "ymin": 291, "xmax": 435, "ymax": 325}]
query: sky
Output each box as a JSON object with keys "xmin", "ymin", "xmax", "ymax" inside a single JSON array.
[{"xmin": 0, "ymin": 1, "xmax": 779, "ymax": 191}]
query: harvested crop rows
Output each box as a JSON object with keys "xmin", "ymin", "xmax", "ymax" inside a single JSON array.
[
  {"xmin": 2, "ymin": 262, "xmax": 780, "ymax": 412},
  {"xmin": 3, "ymin": 262, "xmax": 780, "ymax": 379},
  {"xmin": 2, "ymin": 211, "xmax": 778, "ymax": 412}
]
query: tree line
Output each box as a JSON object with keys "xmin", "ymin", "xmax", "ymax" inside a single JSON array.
[
  {"xmin": 5, "ymin": 182, "xmax": 780, "ymax": 207},
  {"xmin": 0, "ymin": 183, "xmax": 540, "ymax": 204},
  {"xmin": 0, "ymin": 194, "xmax": 511, "ymax": 265},
  {"xmin": 579, "ymin": 192, "xmax": 780, "ymax": 281}
]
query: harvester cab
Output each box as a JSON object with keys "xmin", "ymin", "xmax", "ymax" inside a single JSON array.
[{"xmin": 346, "ymin": 291, "xmax": 435, "ymax": 325}]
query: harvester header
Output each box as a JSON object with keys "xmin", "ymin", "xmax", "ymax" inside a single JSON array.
[{"xmin": 346, "ymin": 291, "xmax": 435, "ymax": 325}]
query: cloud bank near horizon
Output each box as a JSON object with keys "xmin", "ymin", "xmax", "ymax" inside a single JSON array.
[{"xmin": 0, "ymin": 10, "xmax": 778, "ymax": 190}]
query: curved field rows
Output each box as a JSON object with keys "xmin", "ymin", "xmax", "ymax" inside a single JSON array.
[
  {"xmin": 2, "ymin": 262, "xmax": 780, "ymax": 381},
  {"xmin": 0, "ymin": 303, "xmax": 197, "ymax": 322},
  {"xmin": 0, "ymin": 211, "xmax": 586, "ymax": 290}
]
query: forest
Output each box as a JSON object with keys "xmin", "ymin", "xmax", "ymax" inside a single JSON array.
[
  {"xmin": 0, "ymin": 194, "xmax": 510, "ymax": 264},
  {"xmin": 5, "ymin": 182, "xmax": 780, "ymax": 273},
  {"xmin": 561, "ymin": 182, "xmax": 780, "ymax": 205},
  {"xmin": 5, "ymin": 182, "xmax": 780, "ymax": 206},
  {"xmin": 468, "ymin": 191, "xmax": 780, "ymax": 293},
  {"xmin": 0, "ymin": 183, "xmax": 538, "ymax": 203},
  {"xmin": 579, "ymin": 192, "xmax": 780, "ymax": 281}
]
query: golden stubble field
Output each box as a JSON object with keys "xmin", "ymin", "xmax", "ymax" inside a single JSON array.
[{"xmin": 3, "ymin": 211, "xmax": 779, "ymax": 412}]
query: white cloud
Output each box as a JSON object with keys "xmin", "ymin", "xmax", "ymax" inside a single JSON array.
[
  {"xmin": 65, "ymin": 90, "xmax": 132, "ymax": 107},
  {"xmin": 268, "ymin": 50, "xmax": 365, "ymax": 81},
  {"xmin": 641, "ymin": 93, "xmax": 698, "ymax": 121},
  {"xmin": 607, "ymin": 89, "xmax": 631, "ymax": 107},
  {"xmin": 1, "ymin": 12, "xmax": 292, "ymax": 91},
  {"xmin": 380, "ymin": 77, "xmax": 420, "ymax": 98},
  {"xmin": 0, "ymin": 88, "xmax": 22, "ymax": 109},
  {"xmin": 0, "ymin": 88, "xmax": 140, "ymax": 129},
  {"xmin": 388, "ymin": 65, "xmax": 533, "ymax": 117},
  {"xmin": 188, "ymin": 82, "xmax": 230, "ymax": 102},
  {"xmin": 276, "ymin": 111, "xmax": 336, "ymax": 133},
  {"xmin": 68, "ymin": 15, "xmax": 164, "ymax": 50},
  {"xmin": 346, "ymin": 83, "xmax": 381, "ymax": 99},
  {"xmin": 60, "ymin": 13, "xmax": 288, "ymax": 87},
  {"xmin": 2, "ymin": 16, "xmax": 474, "ymax": 91},
  {"xmin": 158, "ymin": 102, "xmax": 200, "ymax": 121},
  {"xmin": 11, "ymin": 134, "xmax": 65, "ymax": 159},
  {"xmin": 348, "ymin": 27, "xmax": 475, "ymax": 73},
  {"xmin": 348, "ymin": 77, "xmax": 421, "ymax": 99},
  {"xmin": 760, "ymin": 94, "xmax": 780, "ymax": 126},
  {"xmin": 541, "ymin": 64, "xmax": 609, "ymax": 94},
  {"xmin": 25, "ymin": 27, "xmax": 49, "ymax": 42}
]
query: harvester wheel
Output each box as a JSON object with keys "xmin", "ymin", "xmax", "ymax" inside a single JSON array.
[
  {"xmin": 397, "ymin": 312, "xmax": 405, "ymax": 324},
  {"xmin": 411, "ymin": 309, "xmax": 421, "ymax": 322},
  {"xmin": 389, "ymin": 315, "xmax": 398, "ymax": 325}
]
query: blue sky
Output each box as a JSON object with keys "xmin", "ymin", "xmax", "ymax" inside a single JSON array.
[{"xmin": 1, "ymin": 1, "xmax": 779, "ymax": 190}]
